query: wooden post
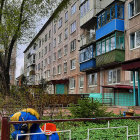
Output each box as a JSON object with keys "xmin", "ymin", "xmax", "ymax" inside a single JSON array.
[{"xmin": 1, "ymin": 117, "xmax": 10, "ymax": 140}]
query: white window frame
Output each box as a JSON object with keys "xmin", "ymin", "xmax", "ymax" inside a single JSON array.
[
  {"xmin": 64, "ymin": 45, "xmax": 68, "ymax": 56},
  {"xmin": 88, "ymin": 73, "xmax": 97, "ymax": 87},
  {"xmin": 79, "ymin": 76, "xmax": 84, "ymax": 88},
  {"xmin": 58, "ymin": 17, "xmax": 62, "ymax": 28},
  {"xmin": 130, "ymin": 30, "xmax": 140, "ymax": 50},
  {"xmin": 70, "ymin": 59, "xmax": 76, "ymax": 70},
  {"xmin": 108, "ymin": 69, "xmax": 121, "ymax": 85},
  {"xmin": 58, "ymin": 33, "xmax": 62, "ymax": 44},
  {"xmin": 57, "ymin": 64, "xmax": 61, "ymax": 74},
  {"xmin": 58, "ymin": 49, "xmax": 62, "ymax": 59},
  {"xmin": 71, "ymin": 3, "xmax": 76, "ymax": 15},
  {"xmin": 69, "ymin": 78, "xmax": 75, "ymax": 89},
  {"xmin": 70, "ymin": 21, "xmax": 76, "ymax": 34},
  {"xmin": 65, "ymin": 11, "xmax": 68, "ymax": 22},
  {"xmin": 65, "ymin": 28, "xmax": 68, "ymax": 39},
  {"xmin": 70, "ymin": 39, "xmax": 76, "ymax": 52},
  {"xmin": 64, "ymin": 61, "xmax": 67, "ymax": 73}
]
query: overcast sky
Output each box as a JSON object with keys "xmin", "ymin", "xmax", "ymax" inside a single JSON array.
[{"xmin": 15, "ymin": 18, "xmax": 48, "ymax": 78}]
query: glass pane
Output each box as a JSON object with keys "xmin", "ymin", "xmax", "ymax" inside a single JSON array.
[
  {"xmin": 110, "ymin": 36, "xmax": 115, "ymax": 50},
  {"xmin": 136, "ymin": 31, "xmax": 140, "ymax": 47},
  {"xmin": 102, "ymin": 12, "xmax": 106, "ymax": 26},
  {"xmin": 111, "ymin": 6, "xmax": 115, "ymax": 19},
  {"xmin": 117, "ymin": 6, "xmax": 123, "ymax": 19},
  {"xmin": 98, "ymin": 16, "xmax": 101, "ymax": 29},
  {"xmin": 93, "ymin": 73, "xmax": 97, "ymax": 85},
  {"xmin": 96, "ymin": 42, "xmax": 101, "ymax": 56},
  {"xmin": 102, "ymin": 41, "xmax": 105, "ymax": 54},
  {"xmin": 106, "ymin": 9, "xmax": 110, "ymax": 23},
  {"xmin": 130, "ymin": 1, "xmax": 134, "ymax": 17},
  {"xmin": 113, "ymin": 70, "xmax": 117, "ymax": 83},
  {"xmin": 117, "ymin": 69, "xmax": 120, "ymax": 83},
  {"xmin": 135, "ymin": 0, "xmax": 140, "ymax": 14},
  {"xmin": 88, "ymin": 74, "xmax": 92, "ymax": 86},
  {"xmin": 108, "ymin": 70, "xmax": 112, "ymax": 84},
  {"xmin": 130, "ymin": 33, "xmax": 135, "ymax": 49},
  {"xmin": 106, "ymin": 39, "xmax": 110, "ymax": 52}
]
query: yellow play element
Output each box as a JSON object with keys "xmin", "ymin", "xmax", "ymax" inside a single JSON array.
[
  {"xmin": 10, "ymin": 112, "xmax": 21, "ymax": 121},
  {"xmin": 22, "ymin": 108, "xmax": 40, "ymax": 119}
]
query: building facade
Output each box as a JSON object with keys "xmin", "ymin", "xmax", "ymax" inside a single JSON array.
[{"xmin": 24, "ymin": 0, "xmax": 140, "ymax": 106}]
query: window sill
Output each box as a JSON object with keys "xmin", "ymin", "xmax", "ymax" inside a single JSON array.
[
  {"xmin": 129, "ymin": 12, "xmax": 140, "ymax": 20},
  {"xmin": 108, "ymin": 83, "xmax": 120, "ymax": 85},
  {"xmin": 88, "ymin": 85, "xmax": 97, "ymax": 88},
  {"xmin": 79, "ymin": 87, "xmax": 84, "ymax": 89},
  {"xmin": 71, "ymin": 68, "xmax": 76, "ymax": 70},
  {"xmin": 130, "ymin": 46, "xmax": 140, "ymax": 51},
  {"xmin": 70, "ymin": 87, "xmax": 75, "ymax": 90}
]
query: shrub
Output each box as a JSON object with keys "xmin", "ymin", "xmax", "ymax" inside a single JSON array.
[{"xmin": 69, "ymin": 98, "xmax": 112, "ymax": 118}]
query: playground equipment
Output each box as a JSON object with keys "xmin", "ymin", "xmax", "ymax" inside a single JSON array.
[{"xmin": 10, "ymin": 108, "xmax": 59, "ymax": 140}]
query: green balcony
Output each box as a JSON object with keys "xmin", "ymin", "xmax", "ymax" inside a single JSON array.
[{"xmin": 96, "ymin": 49, "xmax": 125, "ymax": 67}]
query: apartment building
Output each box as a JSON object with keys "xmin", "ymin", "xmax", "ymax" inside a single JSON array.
[{"xmin": 24, "ymin": 0, "xmax": 140, "ymax": 106}]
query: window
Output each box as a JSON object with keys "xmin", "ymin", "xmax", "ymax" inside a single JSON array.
[
  {"xmin": 45, "ymin": 58, "xmax": 47, "ymax": 67},
  {"xmin": 57, "ymin": 64, "xmax": 61, "ymax": 74},
  {"xmin": 71, "ymin": 3, "xmax": 76, "ymax": 15},
  {"xmin": 130, "ymin": 71, "xmax": 138, "ymax": 82},
  {"xmin": 45, "ymin": 46, "xmax": 47, "ymax": 54},
  {"xmin": 65, "ymin": 28, "xmax": 68, "ymax": 39},
  {"xmin": 58, "ymin": 33, "xmax": 62, "ymax": 43},
  {"xmin": 53, "ymin": 53, "xmax": 56, "ymax": 61},
  {"xmin": 96, "ymin": 42, "xmax": 101, "ymax": 56},
  {"xmin": 110, "ymin": 36, "xmax": 115, "ymax": 51},
  {"xmin": 41, "ymin": 61, "xmax": 43, "ymax": 68},
  {"xmin": 47, "ymin": 70, "xmax": 50, "ymax": 78},
  {"xmin": 130, "ymin": 30, "xmax": 140, "ymax": 49},
  {"xmin": 39, "ymin": 52, "xmax": 41, "ymax": 59},
  {"xmin": 79, "ymin": 45, "xmax": 94, "ymax": 63},
  {"xmin": 49, "ymin": 43, "xmax": 51, "ymax": 51},
  {"xmin": 102, "ymin": 40, "xmax": 105, "ymax": 54},
  {"xmin": 54, "ymin": 24, "xmax": 56, "ymax": 34},
  {"xmin": 88, "ymin": 73, "xmax": 97, "ymax": 86},
  {"xmin": 129, "ymin": 0, "xmax": 140, "ymax": 18},
  {"xmin": 58, "ymin": 17, "xmax": 62, "ymax": 28},
  {"xmin": 70, "ymin": 39, "xmax": 76, "ymax": 52},
  {"xmin": 79, "ymin": 76, "xmax": 84, "ymax": 88},
  {"xmin": 58, "ymin": 49, "xmax": 62, "ymax": 59},
  {"xmin": 39, "ymin": 40, "xmax": 41, "ymax": 48},
  {"xmin": 71, "ymin": 21, "xmax": 76, "ymax": 34},
  {"xmin": 80, "ymin": 0, "xmax": 90, "ymax": 17},
  {"xmin": 69, "ymin": 78, "xmax": 75, "ymax": 89},
  {"xmin": 38, "ymin": 63, "xmax": 40, "ymax": 71},
  {"xmin": 64, "ymin": 62, "xmax": 67, "ymax": 73},
  {"xmin": 48, "ymin": 56, "xmax": 51, "ymax": 64},
  {"xmin": 64, "ymin": 45, "xmax": 68, "ymax": 56},
  {"xmin": 70, "ymin": 59, "xmax": 76, "ymax": 70},
  {"xmin": 53, "ymin": 67, "xmax": 56, "ymax": 76},
  {"xmin": 45, "ymin": 34, "xmax": 47, "ymax": 42},
  {"xmin": 54, "ymin": 38, "xmax": 56, "ymax": 47},
  {"xmin": 42, "ymin": 49, "xmax": 43, "ymax": 57},
  {"xmin": 108, "ymin": 69, "xmax": 120, "ymax": 84},
  {"xmin": 49, "ymin": 30, "xmax": 51, "ymax": 39},
  {"xmin": 65, "ymin": 11, "xmax": 68, "ymax": 22}
]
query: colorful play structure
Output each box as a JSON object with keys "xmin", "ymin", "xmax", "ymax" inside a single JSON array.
[{"xmin": 10, "ymin": 108, "xmax": 59, "ymax": 140}]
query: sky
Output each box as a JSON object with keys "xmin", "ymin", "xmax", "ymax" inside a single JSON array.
[{"xmin": 15, "ymin": 18, "xmax": 48, "ymax": 78}]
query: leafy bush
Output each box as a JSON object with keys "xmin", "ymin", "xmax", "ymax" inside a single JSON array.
[{"xmin": 69, "ymin": 98, "xmax": 112, "ymax": 118}]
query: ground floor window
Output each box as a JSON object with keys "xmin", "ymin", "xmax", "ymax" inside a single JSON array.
[
  {"xmin": 69, "ymin": 78, "xmax": 75, "ymax": 89},
  {"xmin": 79, "ymin": 76, "xmax": 84, "ymax": 88},
  {"xmin": 130, "ymin": 71, "xmax": 138, "ymax": 82},
  {"xmin": 88, "ymin": 73, "xmax": 97, "ymax": 86},
  {"xmin": 108, "ymin": 69, "xmax": 120, "ymax": 84}
]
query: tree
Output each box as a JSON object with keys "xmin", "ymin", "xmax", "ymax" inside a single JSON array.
[{"xmin": 0, "ymin": 0, "xmax": 70, "ymax": 95}]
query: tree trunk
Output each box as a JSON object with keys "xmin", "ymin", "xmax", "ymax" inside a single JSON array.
[{"xmin": 1, "ymin": 68, "xmax": 10, "ymax": 96}]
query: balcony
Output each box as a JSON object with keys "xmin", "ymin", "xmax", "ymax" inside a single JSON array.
[
  {"xmin": 80, "ymin": 58, "xmax": 96, "ymax": 72},
  {"xmin": 96, "ymin": 19, "xmax": 124, "ymax": 40},
  {"xmin": 80, "ymin": 33, "xmax": 95, "ymax": 48},
  {"xmin": 96, "ymin": 1, "xmax": 124, "ymax": 40},
  {"xmin": 79, "ymin": 45, "xmax": 95, "ymax": 72},
  {"xmin": 96, "ymin": 49, "xmax": 125, "ymax": 67}
]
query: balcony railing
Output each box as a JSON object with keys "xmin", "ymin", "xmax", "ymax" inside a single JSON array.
[
  {"xmin": 96, "ymin": 49, "xmax": 125, "ymax": 67},
  {"xmin": 80, "ymin": 33, "xmax": 95, "ymax": 47}
]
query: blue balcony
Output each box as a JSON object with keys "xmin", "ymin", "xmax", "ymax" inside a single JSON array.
[
  {"xmin": 96, "ymin": 1, "xmax": 124, "ymax": 40},
  {"xmin": 80, "ymin": 59, "xmax": 96, "ymax": 72},
  {"xmin": 96, "ymin": 19, "xmax": 124, "ymax": 40},
  {"xmin": 79, "ymin": 45, "xmax": 96, "ymax": 72}
]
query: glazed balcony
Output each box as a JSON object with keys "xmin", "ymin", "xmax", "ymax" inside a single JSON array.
[
  {"xmin": 96, "ymin": 1, "xmax": 124, "ymax": 40},
  {"xmin": 80, "ymin": 33, "xmax": 95, "ymax": 48},
  {"xmin": 96, "ymin": 49, "xmax": 125, "ymax": 67},
  {"xmin": 79, "ymin": 45, "xmax": 96, "ymax": 72}
]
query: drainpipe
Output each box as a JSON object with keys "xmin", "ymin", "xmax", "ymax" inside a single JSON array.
[{"xmin": 133, "ymin": 71, "xmax": 136, "ymax": 106}]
